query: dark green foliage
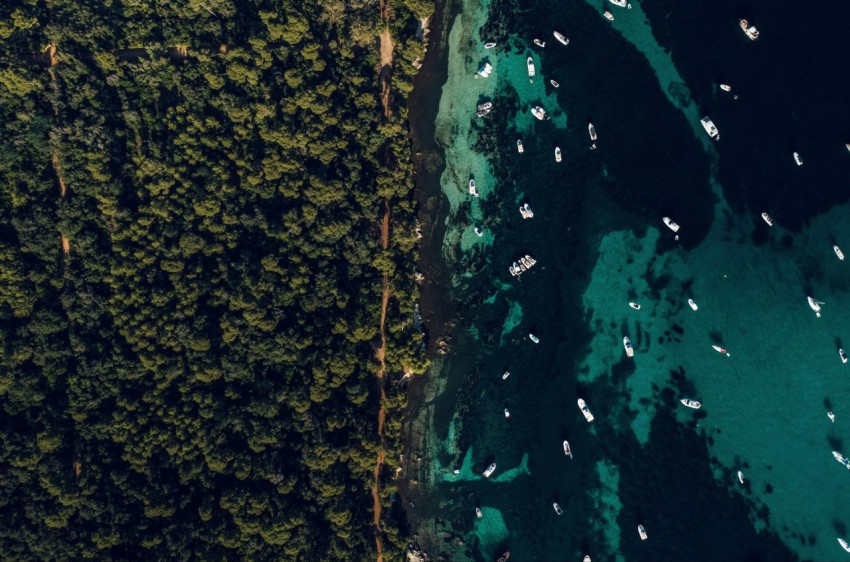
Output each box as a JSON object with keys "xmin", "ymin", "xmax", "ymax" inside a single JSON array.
[{"xmin": 0, "ymin": 0, "xmax": 429, "ymax": 559}]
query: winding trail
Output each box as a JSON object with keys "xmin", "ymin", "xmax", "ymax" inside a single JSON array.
[{"xmin": 45, "ymin": 44, "xmax": 71, "ymax": 264}]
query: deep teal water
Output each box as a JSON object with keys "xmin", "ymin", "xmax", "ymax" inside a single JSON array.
[{"xmin": 409, "ymin": 1, "xmax": 850, "ymax": 561}]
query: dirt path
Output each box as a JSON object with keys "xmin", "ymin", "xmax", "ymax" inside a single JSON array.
[{"xmin": 379, "ymin": 29, "xmax": 394, "ymax": 119}]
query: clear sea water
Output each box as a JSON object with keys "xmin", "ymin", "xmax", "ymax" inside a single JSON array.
[{"xmin": 407, "ymin": 0, "xmax": 850, "ymax": 560}]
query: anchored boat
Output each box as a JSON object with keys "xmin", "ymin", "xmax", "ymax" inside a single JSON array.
[
  {"xmin": 701, "ymin": 116, "xmax": 719, "ymax": 140},
  {"xmin": 712, "ymin": 345, "xmax": 730, "ymax": 356},
  {"xmin": 839, "ymin": 538, "xmax": 850, "ymax": 553},
  {"xmin": 553, "ymin": 502, "xmax": 563, "ymax": 515},
  {"xmin": 578, "ymin": 398, "xmax": 595, "ymax": 422},
  {"xmin": 629, "ymin": 302, "xmax": 641, "ymax": 310},
  {"xmin": 738, "ymin": 470, "xmax": 745, "ymax": 484},
  {"xmin": 623, "ymin": 336, "xmax": 634, "ymax": 357},
  {"xmin": 531, "ymin": 105, "xmax": 548, "ymax": 120},
  {"xmin": 553, "ymin": 31, "xmax": 569, "ymax": 45},
  {"xmin": 517, "ymin": 139, "xmax": 524, "ymax": 154},
  {"xmin": 793, "ymin": 152, "xmax": 803, "ymax": 166},
  {"xmin": 808, "ymin": 296, "xmax": 824, "ymax": 318},
  {"xmin": 496, "ymin": 553, "xmax": 510, "ymax": 562},
  {"xmin": 740, "ymin": 19, "xmax": 759, "ymax": 40},
  {"xmin": 555, "ymin": 146, "xmax": 562, "ymax": 162},
  {"xmin": 476, "ymin": 507, "xmax": 483, "ymax": 518},
  {"xmin": 638, "ymin": 525, "xmax": 648, "ymax": 541},
  {"xmin": 527, "ymin": 57, "xmax": 536, "ymax": 81},
  {"xmin": 681, "ymin": 398, "xmax": 701, "ymax": 409},
  {"xmin": 529, "ymin": 333, "xmax": 540, "ymax": 344},
  {"xmin": 662, "ymin": 216, "xmax": 680, "ymax": 232},
  {"xmin": 563, "ymin": 440, "xmax": 573, "ymax": 459},
  {"xmin": 834, "ymin": 451, "xmax": 850, "ymax": 469},
  {"xmin": 588, "ymin": 122, "xmax": 597, "ymax": 141},
  {"xmin": 533, "ymin": 38, "xmax": 546, "ymax": 48},
  {"xmin": 835, "ymin": 245, "xmax": 845, "ymax": 260},
  {"xmin": 483, "ymin": 463, "xmax": 497, "ymax": 478},
  {"xmin": 484, "ymin": 42, "xmax": 497, "ymax": 49},
  {"xmin": 841, "ymin": 349, "xmax": 848, "ymax": 364},
  {"xmin": 468, "ymin": 179, "xmax": 478, "ymax": 197},
  {"xmin": 688, "ymin": 299, "xmax": 698, "ymax": 311}
]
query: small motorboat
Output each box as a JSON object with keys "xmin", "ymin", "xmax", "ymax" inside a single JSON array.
[
  {"xmin": 793, "ymin": 152, "xmax": 803, "ymax": 166},
  {"xmin": 483, "ymin": 463, "xmax": 497, "ymax": 478},
  {"xmin": 519, "ymin": 203, "xmax": 534, "ymax": 219},
  {"xmin": 476, "ymin": 507, "xmax": 483, "ymax": 518},
  {"xmin": 846, "ymin": 143, "xmax": 850, "ymax": 154},
  {"xmin": 835, "ymin": 245, "xmax": 845, "ymax": 260},
  {"xmin": 662, "ymin": 216, "xmax": 680, "ymax": 232},
  {"xmin": 555, "ymin": 146, "xmax": 562, "ymax": 162},
  {"xmin": 629, "ymin": 302, "xmax": 641, "ymax": 310},
  {"xmin": 484, "ymin": 42, "xmax": 496, "ymax": 49},
  {"xmin": 533, "ymin": 38, "xmax": 546, "ymax": 48},
  {"xmin": 761, "ymin": 212, "xmax": 774, "ymax": 226},
  {"xmin": 839, "ymin": 538, "xmax": 850, "ymax": 553},
  {"xmin": 553, "ymin": 31, "xmax": 569, "ymax": 45},
  {"xmin": 681, "ymin": 398, "xmax": 701, "ymax": 409},
  {"xmin": 553, "ymin": 502, "xmax": 563, "ymax": 515},
  {"xmin": 529, "ymin": 333, "xmax": 540, "ymax": 344},
  {"xmin": 834, "ymin": 451, "xmax": 850, "ymax": 469},
  {"xmin": 476, "ymin": 63, "xmax": 493, "ymax": 78},
  {"xmin": 502, "ymin": 371, "xmax": 510, "ymax": 380},
  {"xmin": 583, "ymin": 557, "xmax": 591, "ymax": 562},
  {"xmin": 712, "ymin": 345, "xmax": 730, "ymax": 357},
  {"xmin": 563, "ymin": 440, "xmax": 573, "ymax": 459},
  {"xmin": 739, "ymin": 18, "xmax": 759, "ymax": 40},
  {"xmin": 688, "ymin": 299, "xmax": 698, "ymax": 311},
  {"xmin": 737, "ymin": 470, "xmax": 745, "ymax": 484},
  {"xmin": 828, "ymin": 411, "xmax": 836, "ymax": 423},
  {"xmin": 527, "ymin": 57, "xmax": 536, "ymax": 82},
  {"xmin": 468, "ymin": 179, "xmax": 478, "ymax": 197},
  {"xmin": 474, "ymin": 227, "xmax": 484, "ymax": 237},
  {"xmin": 531, "ymin": 106, "xmax": 548, "ymax": 120},
  {"xmin": 588, "ymin": 122, "xmax": 597, "ymax": 141},
  {"xmin": 841, "ymin": 349, "xmax": 848, "ymax": 364},
  {"xmin": 808, "ymin": 296, "xmax": 823, "ymax": 318},
  {"xmin": 504, "ymin": 408, "xmax": 510, "ymax": 419},
  {"xmin": 623, "ymin": 336, "xmax": 634, "ymax": 358},
  {"xmin": 550, "ymin": 79, "xmax": 559, "ymax": 88},
  {"xmin": 517, "ymin": 139, "xmax": 524, "ymax": 154},
  {"xmin": 496, "ymin": 552, "xmax": 510, "ymax": 562},
  {"xmin": 578, "ymin": 398, "xmax": 595, "ymax": 422},
  {"xmin": 638, "ymin": 525, "xmax": 648, "ymax": 541},
  {"xmin": 720, "ymin": 84, "xmax": 732, "ymax": 92},
  {"xmin": 603, "ymin": 10, "xmax": 615, "ymax": 21}
]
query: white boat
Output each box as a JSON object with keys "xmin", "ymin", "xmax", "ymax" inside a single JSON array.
[
  {"xmin": 793, "ymin": 152, "xmax": 803, "ymax": 166},
  {"xmin": 846, "ymin": 143, "xmax": 850, "ymax": 154},
  {"xmin": 477, "ymin": 102, "xmax": 492, "ymax": 112},
  {"xmin": 531, "ymin": 106, "xmax": 547, "ymax": 120},
  {"xmin": 502, "ymin": 371, "xmax": 510, "ymax": 380},
  {"xmin": 834, "ymin": 245, "xmax": 845, "ymax": 260},
  {"xmin": 662, "ymin": 216, "xmax": 680, "ymax": 232},
  {"xmin": 720, "ymin": 84, "xmax": 732, "ymax": 92},
  {"xmin": 555, "ymin": 147, "xmax": 562, "ymax": 162},
  {"xmin": 468, "ymin": 179, "xmax": 478, "ymax": 197},
  {"xmin": 623, "ymin": 336, "xmax": 634, "ymax": 358},
  {"xmin": 828, "ymin": 411, "xmax": 836, "ymax": 422},
  {"xmin": 527, "ymin": 57, "xmax": 536, "ymax": 81},
  {"xmin": 474, "ymin": 227, "xmax": 484, "ymax": 237},
  {"xmin": 484, "ymin": 42, "xmax": 496, "ymax": 49},
  {"xmin": 476, "ymin": 507, "xmax": 483, "ymax": 518},
  {"xmin": 841, "ymin": 349, "xmax": 848, "ymax": 364},
  {"xmin": 737, "ymin": 470, "xmax": 745, "ymax": 484},
  {"xmin": 578, "ymin": 398, "xmax": 595, "ymax": 422},
  {"xmin": 688, "ymin": 299, "xmax": 698, "ymax": 311},
  {"xmin": 553, "ymin": 502, "xmax": 563, "ymax": 515},
  {"xmin": 700, "ymin": 116, "xmax": 719, "ymax": 140},
  {"xmin": 681, "ymin": 398, "xmax": 701, "ymax": 409},
  {"xmin": 533, "ymin": 38, "xmax": 546, "ymax": 48},
  {"xmin": 517, "ymin": 139, "xmax": 524, "ymax": 154},
  {"xmin": 583, "ymin": 557, "xmax": 591, "ymax": 562},
  {"xmin": 808, "ymin": 296, "xmax": 823, "ymax": 318},
  {"xmin": 483, "ymin": 463, "xmax": 497, "ymax": 477},
  {"xmin": 761, "ymin": 212, "xmax": 774, "ymax": 226},
  {"xmin": 638, "ymin": 525, "xmax": 647, "ymax": 541},
  {"xmin": 563, "ymin": 440, "xmax": 573, "ymax": 459},
  {"xmin": 629, "ymin": 302, "xmax": 641, "ymax": 310},
  {"xmin": 529, "ymin": 333, "xmax": 540, "ymax": 344},
  {"xmin": 603, "ymin": 10, "xmax": 614, "ymax": 21},
  {"xmin": 588, "ymin": 123, "xmax": 597, "ymax": 141},
  {"xmin": 504, "ymin": 408, "xmax": 510, "ymax": 419},
  {"xmin": 519, "ymin": 203, "xmax": 534, "ymax": 219},
  {"xmin": 839, "ymin": 538, "xmax": 850, "ymax": 552},
  {"xmin": 553, "ymin": 31, "xmax": 569, "ymax": 45},
  {"xmin": 477, "ymin": 63, "xmax": 493, "ymax": 78},
  {"xmin": 550, "ymin": 79, "xmax": 559, "ymax": 88},
  {"xmin": 834, "ymin": 451, "xmax": 850, "ymax": 469},
  {"xmin": 609, "ymin": 0, "xmax": 628, "ymax": 6},
  {"xmin": 712, "ymin": 345, "xmax": 730, "ymax": 356},
  {"xmin": 740, "ymin": 19, "xmax": 759, "ymax": 40}
]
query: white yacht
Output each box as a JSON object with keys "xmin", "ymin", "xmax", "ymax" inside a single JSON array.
[
  {"xmin": 550, "ymin": 79, "xmax": 560, "ymax": 88},
  {"xmin": 740, "ymin": 19, "xmax": 759, "ymax": 40},
  {"xmin": 484, "ymin": 42, "xmax": 496, "ymax": 49},
  {"xmin": 712, "ymin": 345, "xmax": 730, "ymax": 356},
  {"xmin": 527, "ymin": 57, "xmax": 536, "ymax": 81},
  {"xmin": 720, "ymin": 84, "xmax": 732, "ymax": 92},
  {"xmin": 808, "ymin": 296, "xmax": 823, "ymax": 318},
  {"xmin": 638, "ymin": 525, "xmax": 647, "ymax": 541},
  {"xmin": 502, "ymin": 371, "xmax": 510, "ymax": 380},
  {"xmin": 700, "ymin": 116, "xmax": 719, "ymax": 140},
  {"xmin": 761, "ymin": 212, "xmax": 774, "ymax": 226},
  {"xmin": 737, "ymin": 470, "xmax": 745, "ymax": 484},
  {"xmin": 839, "ymin": 538, "xmax": 850, "ymax": 553},
  {"xmin": 555, "ymin": 146, "xmax": 562, "ymax": 162},
  {"xmin": 529, "ymin": 333, "xmax": 540, "ymax": 344},
  {"xmin": 578, "ymin": 398, "xmax": 595, "ymax": 422},
  {"xmin": 477, "ymin": 63, "xmax": 493, "ymax": 78},
  {"xmin": 681, "ymin": 398, "xmax": 701, "ymax": 409},
  {"xmin": 474, "ymin": 227, "xmax": 484, "ymax": 237},
  {"xmin": 793, "ymin": 152, "xmax": 803, "ymax": 166},
  {"xmin": 603, "ymin": 10, "xmax": 614, "ymax": 21},
  {"xmin": 834, "ymin": 451, "xmax": 850, "ymax": 469},
  {"xmin": 517, "ymin": 139, "xmax": 524, "ymax": 154},
  {"xmin": 841, "ymin": 349, "xmax": 848, "ymax": 364},
  {"xmin": 476, "ymin": 507, "xmax": 483, "ymax": 518},
  {"xmin": 468, "ymin": 179, "xmax": 478, "ymax": 197},
  {"xmin": 504, "ymin": 408, "xmax": 510, "ymax": 419},
  {"xmin": 623, "ymin": 336, "xmax": 634, "ymax": 357},
  {"xmin": 553, "ymin": 503, "xmax": 563, "ymax": 515},
  {"xmin": 629, "ymin": 302, "xmax": 641, "ymax": 310},
  {"xmin": 609, "ymin": 0, "xmax": 627, "ymax": 5},
  {"xmin": 477, "ymin": 102, "xmax": 492, "ymax": 112},
  {"xmin": 662, "ymin": 216, "xmax": 680, "ymax": 232},
  {"xmin": 519, "ymin": 203, "xmax": 534, "ymax": 219},
  {"xmin": 553, "ymin": 31, "xmax": 569, "ymax": 45},
  {"xmin": 588, "ymin": 123, "xmax": 597, "ymax": 141},
  {"xmin": 688, "ymin": 299, "xmax": 698, "ymax": 311},
  {"xmin": 483, "ymin": 463, "xmax": 497, "ymax": 478},
  {"xmin": 563, "ymin": 440, "xmax": 573, "ymax": 459},
  {"xmin": 828, "ymin": 411, "xmax": 836, "ymax": 422},
  {"xmin": 834, "ymin": 245, "xmax": 845, "ymax": 260},
  {"xmin": 583, "ymin": 557, "xmax": 591, "ymax": 562},
  {"xmin": 531, "ymin": 106, "xmax": 547, "ymax": 120},
  {"xmin": 533, "ymin": 38, "xmax": 546, "ymax": 48}
]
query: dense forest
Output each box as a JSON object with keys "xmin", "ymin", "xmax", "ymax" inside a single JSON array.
[{"xmin": 0, "ymin": 0, "xmax": 431, "ymax": 559}]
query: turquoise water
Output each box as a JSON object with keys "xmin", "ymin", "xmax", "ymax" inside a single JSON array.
[{"xmin": 411, "ymin": 0, "xmax": 850, "ymax": 560}]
